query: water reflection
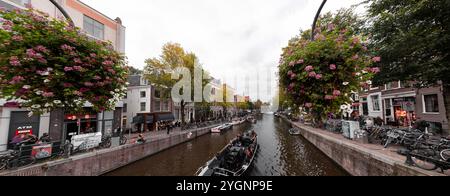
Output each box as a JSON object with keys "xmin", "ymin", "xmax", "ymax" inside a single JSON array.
[{"xmin": 106, "ymin": 115, "xmax": 348, "ymax": 176}]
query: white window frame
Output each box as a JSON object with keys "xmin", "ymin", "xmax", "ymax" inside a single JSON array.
[
  {"xmin": 371, "ymin": 95, "xmax": 381, "ymax": 112},
  {"xmin": 422, "ymin": 94, "xmax": 440, "ymax": 114}
]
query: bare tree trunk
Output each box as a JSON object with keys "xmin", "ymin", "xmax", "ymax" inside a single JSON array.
[{"xmin": 443, "ymin": 85, "xmax": 450, "ymax": 136}]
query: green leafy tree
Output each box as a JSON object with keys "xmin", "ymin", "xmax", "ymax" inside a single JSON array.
[
  {"xmin": 0, "ymin": 8, "xmax": 128, "ymax": 115},
  {"xmin": 144, "ymin": 43, "xmax": 210, "ymax": 124},
  {"xmin": 365, "ymin": 0, "xmax": 450, "ymax": 131}
]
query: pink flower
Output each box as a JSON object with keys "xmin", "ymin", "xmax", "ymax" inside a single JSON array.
[
  {"xmin": 325, "ymin": 95, "xmax": 334, "ymax": 100},
  {"xmin": 371, "ymin": 67, "xmax": 381, "ymax": 74},
  {"xmin": 37, "ymin": 58, "xmax": 47, "ymax": 64},
  {"xmin": 352, "ymin": 54, "xmax": 359, "ymax": 60},
  {"xmin": 333, "ymin": 90, "xmax": 341, "ymax": 96},
  {"xmin": 73, "ymin": 66, "xmax": 82, "ymax": 71},
  {"xmin": 64, "ymin": 67, "xmax": 74, "ymax": 72},
  {"xmin": 305, "ymin": 103, "xmax": 313, "ymax": 108},
  {"xmin": 2, "ymin": 24, "xmax": 12, "ymax": 31},
  {"xmin": 93, "ymin": 76, "xmax": 102, "ymax": 80},
  {"xmin": 61, "ymin": 44, "xmax": 73, "ymax": 51},
  {"xmin": 102, "ymin": 60, "xmax": 113, "ymax": 66},
  {"xmin": 107, "ymin": 69, "xmax": 116, "ymax": 74},
  {"xmin": 42, "ymin": 92, "xmax": 54, "ymax": 97},
  {"xmin": 90, "ymin": 53, "xmax": 97, "ymax": 58},
  {"xmin": 9, "ymin": 56, "xmax": 21, "ymax": 66},
  {"xmin": 330, "ymin": 64, "xmax": 337, "ymax": 70},
  {"xmin": 290, "ymin": 74, "xmax": 297, "ymax": 80},
  {"xmin": 63, "ymin": 83, "xmax": 73, "ymax": 88},
  {"xmin": 305, "ymin": 66, "xmax": 314, "ymax": 72},
  {"xmin": 12, "ymin": 35, "xmax": 23, "ymax": 41},
  {"xmin": 80, "ymin": 88, "xmax": 90, "ymax": 93},
  {"xmin": 84, "ymin": 82, "xmax": 94, "ymax": 87},
  {"xmin": 327, "ymin": 23, "xmax": 335, "ymax": 31},
  {"xmin": 297, "ymin": 59, "xmax": 304, "ymax": 64},
  {"xmin": 372, "ymin": 56, "xmax": 381, "ymax": 63},
  {"xmin": 315, "ymin": 74, "xmax": 322, "ymax": 80},
  {"xmin": 4, "ymin": 102, "xmax": 20, "ymax": 108},
  {"xmin": 26, "ymin": 49, "xmax": 36, "ymax": 58},
  {"xmin": 73, "ymin": 91, "xmax": 83, "ymax": 96},
  {"xmin": 288, "ymin": 70, "xmax": 293, "ymax": 76},
  {"xmin": 289, "ymin": 61, "xmax": 295, "ymax": 67},
  {"xmin": 73, "ymin": 58, "xmax": 82, "ymax": 64},
  {"xmin": 308, "ymin": 72, "xmax": 317, "ymax": 78},
  {"xmin": 35, "ymin": 45, "xmax": 48, "ymax": 53},
  {"xmin": 9, "ymin": 76, "xmax": 25, "ymax": 84},
  {"xmin": 352, "ymin": 37, "xmax": 360, "ymax": 45}
]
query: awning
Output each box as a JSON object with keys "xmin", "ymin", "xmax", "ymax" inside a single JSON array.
[
  {"xmin": 132, "ymin": 115, "xmax": 154, "ymax": 124},
  {"xmin": 157, "ymin": 113, "xmax": 175, "ymax": 121}
]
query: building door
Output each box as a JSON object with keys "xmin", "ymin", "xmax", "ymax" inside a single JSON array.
[
  {"xmin": 8, "ymin": 111, "xmax": 40, "ymax": 146},
  {"xmin": 362, "ymin": 103, "xmax": 369, "ymax": 116}
]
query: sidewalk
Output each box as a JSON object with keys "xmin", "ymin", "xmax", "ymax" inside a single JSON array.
[{"xmin": 290, "ymin": 120, "xmax": 449, "ymax": 176}]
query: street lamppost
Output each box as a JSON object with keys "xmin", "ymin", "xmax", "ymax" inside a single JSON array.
[
  {"xmin": 311, "ymin": 0, "xmax": 327, "ymax": 41},
  {"xmin": 49, "ymin": 0, "xmax": 74, "ymax": 26}
]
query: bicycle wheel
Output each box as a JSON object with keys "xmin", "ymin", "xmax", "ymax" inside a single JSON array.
[
  {"xmin": 0, "ymin": 160, "xmax": 7, "ymax": 170},
  {"xmin": 120, "ymin": 136, "xmax": 127, "ymax": 145},
  {"xmin": 441, "ymin": 149, "xmax": 450, "ymax": 162},
  {"xmin": 410, "ymin": 150, "xmax": 438, "ymax": 171}
]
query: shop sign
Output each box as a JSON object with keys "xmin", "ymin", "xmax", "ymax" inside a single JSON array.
[
  {"xmin": 71, "ymin": 132, "xmax": 102, "ymax": 151},
  {"xmin": 15, "ymin": 126, "xmax": 33, "ymax": 135},
  {"xmin": 32, "ymin": 144, "xmax": 53, "ymax": 159}
]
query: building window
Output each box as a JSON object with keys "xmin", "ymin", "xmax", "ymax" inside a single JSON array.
[
  {"xmin": 155, "ymin": 101, "xmax": 161, "ymax": 112},
  {"xmin": 83, "ymin": 15, "xmax": 104, "ymax": 39},
  {"xmin": 124, "ymin": 92, "xmax": 128, "ymax": 99},
  {"xmin": 122, "ymin": 116, "xmax": 127, "ymax": 128},
  {"xmin": 140, "ymin": 102, "xmax": 146, "ymax": 112},
  {"xmin": 424, "ymin": 94, "xmax": 439, "ymax": 113},
  {"xmin": 123, "ymin": 103, "xmax": 127, "ymax": 113},
  {"xmin": 163, "ymin": 101, "xmax": 169, "ymax": 111},
  {"xmin": 385, "ymin": 99, "xmax": 392, "ymax": 116},
  {"xmin": 371, "ymin": 95, "xmax": 380, "ymax": 111},
  {"xmin": 140, "ymin": 91, "xmax": 146, "ymax": 98},
  {"xmin": 154, "ymin": 90, "xmax": 161, "ymax": 98}
]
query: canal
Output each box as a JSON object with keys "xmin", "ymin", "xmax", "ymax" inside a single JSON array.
[{"xmin": 106, "ymin": 114, "xmax": 349, "ymax": 176}]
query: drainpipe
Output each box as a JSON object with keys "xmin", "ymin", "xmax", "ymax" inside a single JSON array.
[
  {"xmin": 311, "ymin": 0, "xmax": 327, "ymax": 41},
  {"xmin": 49, "ymin": 0, "xmax": 74, "ymax": 26}
]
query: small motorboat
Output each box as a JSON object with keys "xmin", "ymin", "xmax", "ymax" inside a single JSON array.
[
  {"xmin": 232, "ymin": 119, "xmax": 246, "ymax": 126},
  {"xmin": 196, "ymin": 130, "xmax": 258, "ymax": 176},
  {"xmin": 211, "ymin": 123, "xmax": 233, "ymax": 133},
  {"xmin": 247, "ymin": 116, "xmax": 257, "ymax": 124},
  {"xmin": 289, "ymin": 128, "xmax": 301, "ymax": 135}
]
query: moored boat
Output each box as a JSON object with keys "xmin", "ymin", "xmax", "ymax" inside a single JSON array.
[
  {"xmin": 196, "ymin": 130, "xmax": 258, "ymax": 176},
  {"xmin": 211, "ymin": 123, "xmax": 233, "ymax": 133},
  {"xmin": 289, "ymin": 128, "xmax": 301, "ymax": 135}
]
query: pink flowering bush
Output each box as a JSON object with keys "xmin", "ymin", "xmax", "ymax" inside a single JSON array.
[
  {"xmin": 0, "ymin": 8, "xmax": 128, "ymax": 115},
  {"xmin": 278, "ymin": 10, "xmax": 380, "ymax": 121}
]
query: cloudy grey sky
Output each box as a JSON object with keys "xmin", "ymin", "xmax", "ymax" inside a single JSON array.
[{"xmin": 81, "ymin": 0, "xmax": 365, "ymax": 102}]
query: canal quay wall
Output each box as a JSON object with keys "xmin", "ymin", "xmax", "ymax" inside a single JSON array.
[
  {"xmin": 0, "ymin": 126, "xmax": 214, "ymax": 176},
  {"xmin": 283, "ymin": 117, "xmax": 444, "ymax": 176}
]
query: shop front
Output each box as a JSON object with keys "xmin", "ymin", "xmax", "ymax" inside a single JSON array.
[
  {"xmin": 391, "ymin": 97, "xmax": 417, "ymax": 127},
  {"xmin": 7, "ymin": 111, "xmax": 40, "ymax": 149},
  {"xmin": 63, "ymin": 109, "xmax": 117, "ymax": 142}
]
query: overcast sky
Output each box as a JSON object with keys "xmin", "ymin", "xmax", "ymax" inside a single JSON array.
[{"xmin": 81, "ymin": 0, "xmax": 365, "ymax": 102}]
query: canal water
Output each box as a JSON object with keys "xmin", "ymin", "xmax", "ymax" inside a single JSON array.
[{"xmin": 106, "ymin": 114, "xmax": 348, "ymax": 176}]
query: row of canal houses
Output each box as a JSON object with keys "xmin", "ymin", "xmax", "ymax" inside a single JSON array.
[
  {"xmin": 355, "ymin": 81, "xmax": 449, "ymax": 135},
  {"xmin": 0, "ymin": 0, "xmax": 248, "ymax": 151}
]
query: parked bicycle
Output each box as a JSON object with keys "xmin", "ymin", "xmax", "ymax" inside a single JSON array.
[
  {"xmin": 0, "ymin": 146, "xmax": 35, "ymax": 171},
  {"xmin": 403, "ymin": 138, "xmax": 450, "ymax": 172}
]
